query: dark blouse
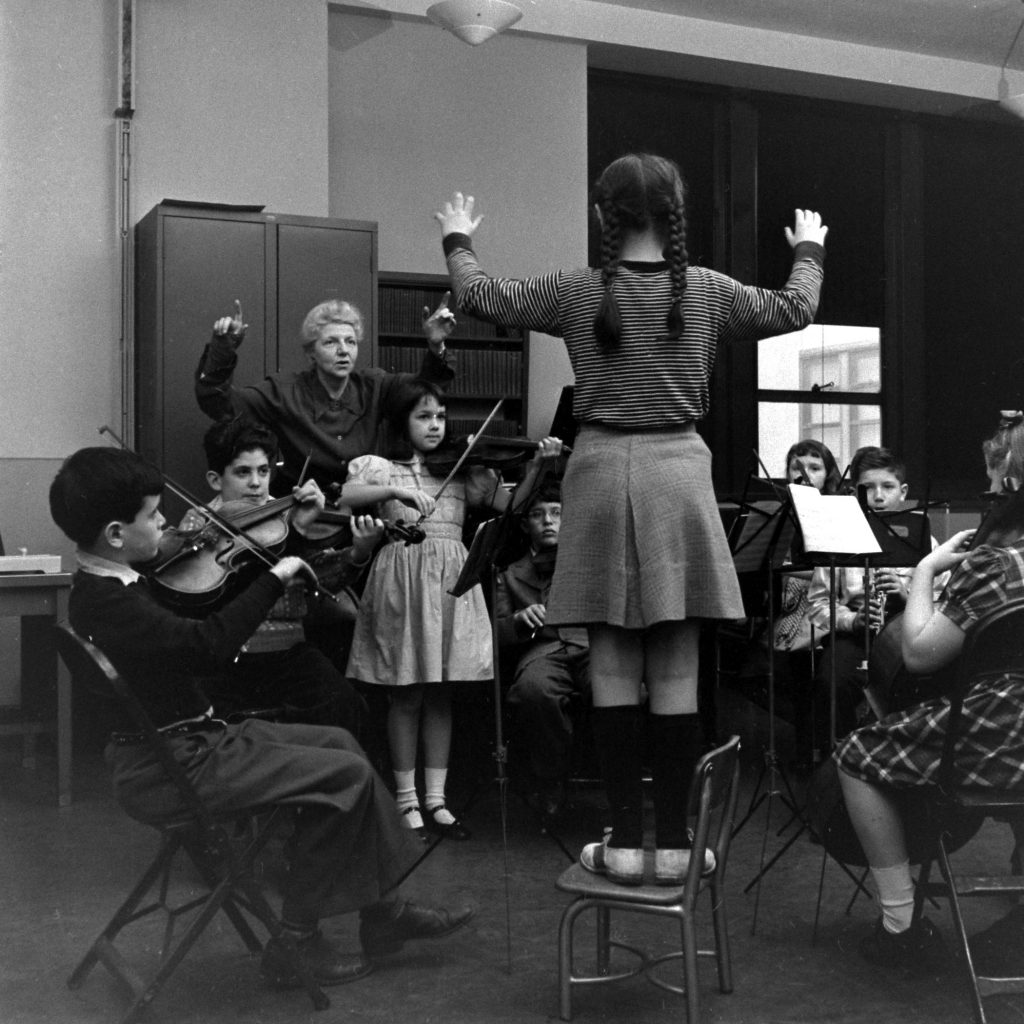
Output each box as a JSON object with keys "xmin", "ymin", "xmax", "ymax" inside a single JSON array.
[{"xmin": 195, "ymin": 336, "xmax": 456, "ymax": 489}]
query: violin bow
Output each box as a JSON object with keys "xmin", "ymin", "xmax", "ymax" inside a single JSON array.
[
  {"xmin": 423, "ymin": 398, "xmax": 505, "ymax": 511},
  {"xmin": 98, "ymin": 426, "xmax": 338, "ymax": 603}
]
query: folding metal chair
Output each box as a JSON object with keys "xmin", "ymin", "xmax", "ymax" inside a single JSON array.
[{"xmin": 54, "ymin": 624, "xmax": 329, "ymax": 1024}]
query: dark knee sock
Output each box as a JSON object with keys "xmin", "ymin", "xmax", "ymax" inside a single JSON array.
[
  {"xmin": 592, "ymin": 705, "xmax": 644, "ymax": 848},
  {"xmin": 650, "ymin": 712, "xmax": 702, "ymax": 849}
]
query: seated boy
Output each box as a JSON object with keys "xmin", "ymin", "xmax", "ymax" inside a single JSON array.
[
  {"xmin": 495, "ymin": 482, "xmax": 589, "ymax": 818},
  {"xmin": 807, "ymin": 446, "xmax": 947, "ymax": 746},
  {"xmin": 174, "ymin": 418, "xmax": 371, "ymax": 732},
  {"xmin": 49, "ymin": 446, "xmax": 473, "ymax": 987}
]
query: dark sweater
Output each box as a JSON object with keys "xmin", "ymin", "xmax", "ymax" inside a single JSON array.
[{"xmin": 69, "ymin": 569, "xmax": 283, "ymax": 731}]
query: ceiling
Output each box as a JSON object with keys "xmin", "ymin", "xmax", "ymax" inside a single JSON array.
[{"xmin": 592, "ymin": 0, "xmax": 1024, "ymax": 70}]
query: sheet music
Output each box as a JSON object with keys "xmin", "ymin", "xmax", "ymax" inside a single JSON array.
[{"xmin": 787, "ymin": 484, "xmax": 881, "ymax": 556}]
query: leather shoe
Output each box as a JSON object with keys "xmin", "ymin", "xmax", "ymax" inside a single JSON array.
[
  {"xmin": 359, "ymin": 899, "xmax": 475, "ymax": 958},
  {"xmin": 424, "ymin": 804, "xmax": 472, "ymax": 840},
  {"xmin": 261, "ymin": 930, "xmax": 373, "ymax": 988}
]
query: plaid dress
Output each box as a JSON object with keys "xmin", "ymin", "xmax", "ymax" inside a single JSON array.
[{"xmin": 837, "ymin": 540, "xmax": 1024, "ymax": 790}]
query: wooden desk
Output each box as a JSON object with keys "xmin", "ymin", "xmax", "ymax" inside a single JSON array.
[{"xmin": 0, "ymin": 573, "xmax": 73, "ymax": 806}]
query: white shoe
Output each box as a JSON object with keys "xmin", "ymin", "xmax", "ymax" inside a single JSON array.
[
  {"xmin": 579, "ymin": 834, "xmax": 644, "ymax": 886},
  {"xmin": 654, "ymin": 847, "xmax": 716, "ymax": 885},
  {"xmin": 399, "ymin": 805, "xmax": 424, "ymax": 831}
]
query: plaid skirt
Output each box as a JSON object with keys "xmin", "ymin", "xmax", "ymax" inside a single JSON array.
[
  {"xmin": 836, "ymin": 674, "xmax": 1024, "ymax": 790},
  {"xmin": 547, "ymin": 424, "xmax": 744, "ymax": 629}
]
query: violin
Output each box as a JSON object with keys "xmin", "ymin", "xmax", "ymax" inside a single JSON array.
[
  {"xmin": 424, "ymin": 434, "xmax": 570, "ymax": 476},
  {"xmin": 145, "ymin": 495, "xmax": 425, "ymax": 609},
  {"xmin": 143, "ymin": 493, "xmax": 301, "ymax": 609}
]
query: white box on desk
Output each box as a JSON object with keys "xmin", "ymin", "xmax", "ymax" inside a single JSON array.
[{"xmin": 0, "ymin": 554, "xmax": 63, "ymax": 574}]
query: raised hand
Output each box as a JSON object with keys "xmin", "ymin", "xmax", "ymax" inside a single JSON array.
[
  {"xmin": 784, "ymin": 210, "xmax": 828, "ymax": 248},
  {"xmin": 212, "ymin": 299, "xmax": 248, "ymax": 348},
  {"xmin": 423, "ymin": 290, "xmax": 457, "ymax": 348},
  {"xmin": 434, "ymin": 192, "xmax": 484, "ymax": 238}
]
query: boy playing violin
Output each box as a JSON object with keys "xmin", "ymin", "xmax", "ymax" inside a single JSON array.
[
  {"xmin": 49, "ymin": 445, "xmax": 473, "ymax": 987},
  {"xmin": 173, "ymin": 417, "xmax": 372, "ymax": 733}
]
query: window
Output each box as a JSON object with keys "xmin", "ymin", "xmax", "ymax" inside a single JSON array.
[{"xmin": 757, "ymin": 325, "xmax": 881, "ymax": 478}]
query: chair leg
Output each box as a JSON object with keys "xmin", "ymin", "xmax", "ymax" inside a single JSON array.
[
  {"xmin": 558, "ymin": 899, "xmax": 584, "ymax": 1021},
  {"xmin": 709, "ymin": 882, "xmax": 733, "ymax": 993},
  {"xmin": 937, "ymin": 837, "xmax": 988, "ymax": 1024},
  {"xmin": 596, "ymin": 905, "xmax": 611, "ymax": 976},
  {"xmin": 681, "ymin": 912, "xmax": 700, "ymax": 1024},
  {"xmin": 68, "ymin": 834, "xmax": 181, "ymax": 990}
]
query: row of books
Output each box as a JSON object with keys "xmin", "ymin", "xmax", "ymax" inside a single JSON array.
[
  {"xmin": 378, "ymin": 286, "xmax": 517, "ymax": 339},
  {"xmin": 377, "ymin": 344, "xmax": 523, "ymax": 396}
]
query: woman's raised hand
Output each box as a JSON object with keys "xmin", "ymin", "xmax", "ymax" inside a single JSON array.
[
  {"xmin": 212, "ymin": 299, "xmax": 248, "ymax": 348},
  {"xmin": 784, "ymin": 210, "xmax": 828, "ymax": 248},
  {"xmin": 434, "ymin": 192, "xmax": 484, "ymax": 238},
  {"xmin": 423, "ymin": 290, "xmax": 457, "ymax": 348}
]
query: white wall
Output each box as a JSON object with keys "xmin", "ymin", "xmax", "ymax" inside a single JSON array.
[
  {"xmin": 1, "ymin": 0, "xmax": 332, "ymax": 558},
  {"xmin": 327, "ymin": 8, "xmax": 584, "ymax": 436}
]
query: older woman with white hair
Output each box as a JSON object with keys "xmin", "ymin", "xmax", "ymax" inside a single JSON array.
[{"xmin": 195, "ymin": 296, "xmax": 455, "ymax": 492}]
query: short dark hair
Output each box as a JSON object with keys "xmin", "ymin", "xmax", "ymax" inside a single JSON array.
[
  {"xmin": 49, "ymin": 447, "xmax": 163, "ymax": 547},
  {"xmin": 523, "ymin": 480, "xmax": 562, "ymax": 514},
  {"xmin": 851, "ymin": 445, "xmax": 906, "ymax": 485},
  {"xmin": 384, "ymin": 378, "xmax": 447, "ymax": 461},
  {"xmin": 203, "ymin": 417, "xmax": 280, "ymax": 475}
]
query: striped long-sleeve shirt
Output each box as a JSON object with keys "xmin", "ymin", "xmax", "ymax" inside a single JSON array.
[{"xmin": 444, "ymin": 234, "xmax": 825, "ymax": 430}]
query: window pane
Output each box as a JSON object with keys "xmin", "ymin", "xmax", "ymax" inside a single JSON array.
[
  {"xmin": 757, "ymin": 402, "xmax": 882, "ymax": 480},
  {"xmin": 758, "ymin": 325, "xmax": 881, "ymax": 393}
]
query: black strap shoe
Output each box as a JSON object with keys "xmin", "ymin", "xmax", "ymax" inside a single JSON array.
[
  {"xmin": 424, "ymin": 804, "xmax": 472, "ymax": 840},
  {"xmin": 359, "ymin": 900, "xmax": 475, "ymax": 958}
]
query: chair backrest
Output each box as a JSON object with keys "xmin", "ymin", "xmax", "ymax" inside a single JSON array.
[
  {"xmin": 685, "ymin": 735, "xmax": 741, "ymax": 895},
  {"xmin": 54, "ymin": 623, "xmax": 214, "ymax": 827},
  {"xmin": 939, "ymin": 597, "xmax": 1024, "ymax": 788}
]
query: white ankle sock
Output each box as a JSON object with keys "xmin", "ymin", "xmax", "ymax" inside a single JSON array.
[
  {"xmin": 393, "ymin": 769, "xmax": 420, "ymax": 820},
  {"xmin": 424, "ymin": 767, "xmax": 456, "ymax": 824},
  {"xmin": 871, "ymin": 861, "xmax": 915, "ymax": 934}
]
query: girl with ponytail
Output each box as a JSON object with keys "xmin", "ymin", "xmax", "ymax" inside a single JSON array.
[{"xmin": 435, "ymin": 155, "xmax": 827, "ymax": 886}]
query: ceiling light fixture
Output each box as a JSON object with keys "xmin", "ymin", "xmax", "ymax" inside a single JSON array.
[{"xmin": 426, "ymin": 0, "xmax": 523, "ymax": 46}]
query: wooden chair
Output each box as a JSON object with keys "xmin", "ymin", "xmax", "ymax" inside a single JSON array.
[
  {"xmin": 913, "ymin": 597, "xmax": 1024, "ymax": 1024},
  {"xmin": 53, "ymin": 624, "xmax": 330, "ymax": 1024},
  {"xmin": 555, "ymin": 735, "xmax": 741, "ymax": 1023}
]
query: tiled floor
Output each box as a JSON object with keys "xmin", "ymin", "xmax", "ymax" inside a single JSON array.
[{"xmin": 2, "ymin": 691, "xmax": 1022, "ymax": 1024}]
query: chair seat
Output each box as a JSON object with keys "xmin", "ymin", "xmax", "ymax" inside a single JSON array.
[
  {"xmin": 948, "ymin": 787, "xmax": 1024, "ymax": 812},
  {"xmin": 556, "ymin": 854, "xmax": 709, "ymax": 905}
]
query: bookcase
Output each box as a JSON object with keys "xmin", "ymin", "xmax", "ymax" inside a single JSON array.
[{"xmin": 376, "ymin": 272, "xmax": 528, "ymax": 439}]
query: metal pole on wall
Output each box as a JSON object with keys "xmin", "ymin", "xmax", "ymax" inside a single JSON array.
[{"xmin": 115, "ymin": 0, "xmax": 136, "ymax": 445}]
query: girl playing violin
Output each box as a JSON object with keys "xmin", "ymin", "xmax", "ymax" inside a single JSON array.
[
  {"xmin": 435, "ymin": 154, "xmax": 826, "ymax": 885},
  {"xmin": 343, "ymin": 379, "xmax": 562, "ymax": 840}
]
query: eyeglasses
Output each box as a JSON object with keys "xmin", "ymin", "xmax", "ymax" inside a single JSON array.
[{"xmin": 527, "ymin": 508, "xmax": 561, "ymax": 521}]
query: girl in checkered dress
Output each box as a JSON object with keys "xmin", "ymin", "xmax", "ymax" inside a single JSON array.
[{"xmin": 837, "ymin": 411, "xmax": 1024, "ymax": 972}]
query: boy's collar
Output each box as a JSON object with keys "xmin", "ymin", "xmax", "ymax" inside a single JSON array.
[{"xmin": 76, "ymin": 550, "xmax": 142, "ymax": 586}]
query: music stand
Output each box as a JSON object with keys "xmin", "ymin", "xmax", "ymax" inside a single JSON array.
[{"xmin": 746, "ymin": 485, "xmax": 883, "ymax": 932}]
